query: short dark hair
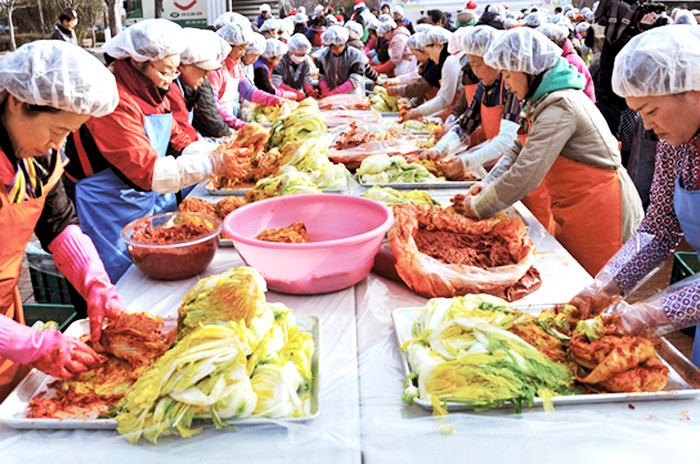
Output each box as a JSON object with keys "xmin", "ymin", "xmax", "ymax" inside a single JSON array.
[
  {"xmin": 59, "ymin": 7, "xmax": 77, "ymax": 22},
  {"xmin": 554, "ymin": 6, "xmax": 562, "ymax": 13},
  {"xmin": 427, "ymin": 9, "xmax": 445, "ymax": 24}
]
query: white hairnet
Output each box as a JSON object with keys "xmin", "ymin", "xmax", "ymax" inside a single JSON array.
[
  {"xmin": 326, "ymin": 14, "xmax": 339, "ymax": 25},
  {"xmin": 288, "ymin": 33, "xmax": 311, "ymax": 54},
  {"xmin": 485, "ymin": 3, "xmax": 506, "ymax": 17},
  {"xmin": 245, "ymin": 32, "xmax": 266, "ymax": 55},
  {"xmin": 378, "ymin": 13, "xmax": 393, "ymax": 23},
  {"xmin": 0, "ymin": 40, "xmax": 118, "ymax": 117},
  {"xmin": 562, "ymin": 4, "xmax": 574, "ymax": 13},
  {"xmin": 523, "ymin": 11, "xmax": 547, "ymax": 28},
  {"xmin": 612, "ymin": 25, "xmax": 700, "ymax": 97},
  {"xmin": 537, "ymin": 23, "xmax": 570, "ymax": 43},
  {"xmin": 313, "ymin": 5, "xmax": 325, "ymax": 17},
  {"xmin": 213, "ymin": 12, "xmax": 251, "ymax": 30},
  {"xmin": 592, "ymin": 1, "xmax": 600, "ymax": 13},
  {"xmin": 576, "ymin": 21, "xmax": 590, "ymax": 34},
  {"xmin": 103, "ymin": 19, "xmax": 186, "ymax": 62},
  {"xmin": 462, "ymin": 25, "xmax": 503, "ymax": 57},
  {"xmin": 484, "ymin": 27, "xmax": 562, "ymax": 74},
  {"xmin": 297, "ymin": 6, "xmax": 306, "ymax": 14},
  {"xmin": 377, "ymin": 18, "xmax": 397, "ymax": 35},
  {"xmin": 424, "ymin": 26, "xmax": 452, "ymax": 45},
  {"xmin": 366, "ymin": 18, "xmax": 381, "ymax": 31},
  {"xmin": 414, "ymin": 23, "xmax": 433, "ymax": 34},
  {"xmin": 393, "ymin": 5, "xmax": 404, "ymax": 15},
  {"xmin": 503, "ymin": 18, "xmax": 519, "ymax": 28},
  {"xmin": 260, "ymin": 18, "xmax": 282, "ymax": 32},
  {"xmin": 448, "ymin": 26, "xmax": 469, "ymax": 54},
  {"xmin": 548, "ymin": 14, "xmax": 573, "ymax": 30},
  {"xmin": 564, "ymin": 9, "xmax": 577, "ymax": 19},
  {"xmin": 217, "ymin": 22, "xmax": 253, "ymax": 46},
  {"xmin": 280, "ymin": 18, "xmax": 294, "ymax": 37},
  {"xmin": 260, "ymin": 3, "xmax": 271, "ymax": 13},
  {"xmin": 407, "ymin": 32, "xmax": 427, "ymax": 51},
  {"xmin": 674, "ymin": 9, "xmax": 698, "ymax": 24},
  {"xmin": 292, "ymin": 12, "xmax": 308, "ymax": 23},
  {"xmin": 262, "ymin": 38, "xmax": 287, "ymax": 58},
  {"xmin": 180, "ymin": 28, "xmax": 230, "ymax": 69},
  {"xmin": 581, "ymin": 7, "xmax": 594, "ymax": 21},
  {"xmin": 344, "ymin": 20, "xmax": 364, "ymax": 38},
  {"xmin": 321, "ymin": 25, "xmax": 349, "ymax": 45}
]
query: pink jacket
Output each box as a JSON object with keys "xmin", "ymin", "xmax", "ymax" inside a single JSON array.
[
  {"xmin": 562, "ymin": 39, "xmax": 596, "ymax": 103},
  {"xmin": 388, "ymin": 26, "xmax": 412, "ymax": 66}
]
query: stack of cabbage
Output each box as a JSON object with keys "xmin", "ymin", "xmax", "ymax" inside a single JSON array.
[
  {"xmin": 116, "ymin": 267, "xmax": 314, "ymax": 443},
  {"xmin": 357, "ymin": 154, "xmax": 442, "ymax": 184},
  {"xmin": 245, "ymin": 98, "xmax": 349, "ymax": 197},
  {"xmin": 402, "ymin": 295, "xmax": 574, "ymax": 413},
  {"xmin": 363, "ymin": 185, "xmax": 441, "ymax": 207},
  {"xmin": 368, "ymin": 86, "xmax": 400, "ymax": 113}
]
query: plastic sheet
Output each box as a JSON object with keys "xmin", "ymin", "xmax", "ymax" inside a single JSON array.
[
  {"xmin": 322, "ymin": 109, "xmax": 383, "ymax": 128},
  {"xmin": 317, "ymin": 94, "xmax": 371, "ymax": 111},
  {"xmin": 327, "ymin": 140, "xmax": 424, "ymax": 170}
]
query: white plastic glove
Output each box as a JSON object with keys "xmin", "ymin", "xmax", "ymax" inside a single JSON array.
[
  {"xmin": 433, "ymin": 130, "xmax": 465, "ymax": 157},
  {"xmin": 151, "ymin": 141, "xmax": 221, "ymax": 194},
  {"xmin": 606, "ymin": 300, "xmax": 672, "ymax": 337}
]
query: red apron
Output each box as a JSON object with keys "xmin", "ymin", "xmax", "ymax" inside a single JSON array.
[
  {"xmin": 464, "ymin": 82, "xmax": 478, "ymax": 108},
  {"xmin": 517, "ymin": 116, "xmax": 555, "ymax": 234},
  {"xmin": 541, "ymin": 155, "xmax": 623, "ymax": 275},
  {"xmin": 0, "ymin": 151, "xmax": 64, "ymax": 400}
]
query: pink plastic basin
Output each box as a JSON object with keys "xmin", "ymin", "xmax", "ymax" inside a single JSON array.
[{"xmin": 223, "ymin": 194, "xmax": 393, "ymax": 294}]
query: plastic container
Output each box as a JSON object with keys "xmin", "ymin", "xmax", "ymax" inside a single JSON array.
[
  {"xmin": 223, "ymin": 194, "xmax": 393, "ymax": 294},
  {"xmin": 121, "ymin": 212, "xmax": 221, "ymax": 281},
  {"xmin": 25, "ymin": 241, "xmax": 72, "ymax": 305}
]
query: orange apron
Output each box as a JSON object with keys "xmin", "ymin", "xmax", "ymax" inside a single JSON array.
[
  {"xmin": 541, "ymin": 155, "xmax": 623, "ymax": 275},
  {"xmin": 517, "ymin": 116, "xmax": 555, "ymax": 234},
  {"xmin": 464, "ymin": 82, "xmax": 478, "ymax": 108},
  {"xmin": 0, "ymin": 151, "xmax": 64, "ymax": 400}
]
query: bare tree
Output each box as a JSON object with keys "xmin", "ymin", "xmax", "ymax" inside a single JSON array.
[
  {"xmin": 105, "ymin": 0, "xmax": 120, "ymax": 35},
  {"xmin": 36, "ymin": 0, "xmax": 45, "ymax": 33},
  {"xmin": 0, "ymin": 0, "xmax": 25, "ymax": 50}
]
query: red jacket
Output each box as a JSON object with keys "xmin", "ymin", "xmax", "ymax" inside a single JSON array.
[{"xmin": 67, "ymin": 60, "xmax": 191, "ymax": 191}]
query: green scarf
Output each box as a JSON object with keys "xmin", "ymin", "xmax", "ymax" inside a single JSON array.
[{"xmin": 530, "ymin": 57, "xmax": 586, "ymax": 105}]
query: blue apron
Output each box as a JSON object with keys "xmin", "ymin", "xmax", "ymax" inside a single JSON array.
[
  {"xmin": 673, "ymin": 148, "xmax": 700, "ymax": 366},
  {"xmin": 75, "ymin": 112, "xmax": 176, "ymax": 283}
]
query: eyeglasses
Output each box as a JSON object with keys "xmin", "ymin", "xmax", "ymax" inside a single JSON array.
[
  {"xmin": 149, "ymin": 62, "xmax": 180, "ymax": 80},
  {"xmin": 424, "ymin": 43, "xmax": 437, "ymax": 48}
]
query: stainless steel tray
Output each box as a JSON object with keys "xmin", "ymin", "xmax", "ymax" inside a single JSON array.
[
  {"xmin": 0, "ymin": 316, "xmax": 320, "ymax": 429},
  {"xmin": 359, "ymin": 180, "xmax": 475, "ymax": 190},
  {"xmin": 205, "ymin": 182, "xmax": 344, "ymax": 197},
  {"xmin": 392, "ymin": 307, "xmax": 700, "ymax": 412}
]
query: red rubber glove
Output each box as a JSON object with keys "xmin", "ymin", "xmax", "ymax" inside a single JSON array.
[
  {"xmin": 319, "ymin": 80, "xmax": 331, "ymax": 98},
  {"xmin": 328, "ymin": 80, "xmax": 356, "ymax": 96}
]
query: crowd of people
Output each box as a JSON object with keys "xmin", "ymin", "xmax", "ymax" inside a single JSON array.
[{"xmin": 0, "ymin": 1, "xmax": 698, "ymax": 398}]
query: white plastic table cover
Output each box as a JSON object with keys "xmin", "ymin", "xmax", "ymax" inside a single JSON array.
[
  {"xmin": 3, "ymin": 189, "xmax": 700, "ymax": 463},
  {"xmin": 355, "ymin": 202, "xmax": 700, "ymax": 464},
  {"xmin": 0, "ymin": 251, "xmax": 361, "ymax": 464}
]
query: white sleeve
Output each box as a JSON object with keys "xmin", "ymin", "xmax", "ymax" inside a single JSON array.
[
  {"xmin": 459, "ymin": 119, "xmax": 519, "ymax": 168},
  {"xmin": 151, "ymin": 143, "xmax": 216, "ymax": 194},
  {"xmin": 416, "ymin": 55, "xmax": 462, "ymax": 117}
]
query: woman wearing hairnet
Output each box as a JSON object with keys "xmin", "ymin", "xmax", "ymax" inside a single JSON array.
[
  {"xmin": 168, "ymin": 28, "xmax": 232, "ymax": 144},
  {"xmin": 568, "ymin": 26, "xmax": 700, "ymax": 360},
  {"xmin": 383, "ymin": 32, "xmax": 429, "ymax": 87},
  {"xmin": 387, "ymin": 27, "xmax": 450, "ymax": 102},
  {"xmin": 209, "ymin": 21, "xmax": 284, "ymax": 130},
  {"xmin": 242, "ymin": 32, "xmax": 266, "ymax": 83},
  {"xmin": 254, "ymin": 39, "xmax": 304, "ymax": 100},
  {"xmin": 316, "ymin": 25, "xmax": 367, "ymax": 97},
  {"xmin": 422, "ymin": 26, "xmax": 522, "ymax": 180},
  {"xmin": 452, "ymin": 27, "xmax": 643, "ymax": 275},
  {"xmin": 402, "ymin": 26, "xmax": 467, "ymax": 122},
  {"xmin": 371, "ymin": 17, "xmax": 412, "ymax": 77},
  {"xmin": 537, "ymin": 23, "xmax": 596, "ymax": 102},
  {"xmin": 0, "ymin": 41, "xmax": 125, "ymax": 400},
  {"xmin": 64, "ymin": 19, "xmax": 239, "ymax": 282},
  {"xmin": 273, "ymin": 34, "xmax": 317, "ymax": 98}
]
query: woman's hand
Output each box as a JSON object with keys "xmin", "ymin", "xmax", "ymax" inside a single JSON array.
[
  {"xmin": 436, "ymin": 157, "xmax": 467, "ymax": 180},
  {"xmin": 450, "ymin": 193, "xmax": 479, "ymax": 219}
]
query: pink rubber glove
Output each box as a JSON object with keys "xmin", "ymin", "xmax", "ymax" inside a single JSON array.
[
  {"xmin": 0, "ymin": 314, "xmax": 103, "ymax": 379},
  {"xmin": 49, "ymin": 225, "xmax": 127, "ymax": 343},
  {"xmin": 251, "ymin": 88, "xmax": 284, "ymax": 107},
  {"xmin": 319, "ymin": 80, "xmax": 331, "ymax": 98},
  {"xmin": 328, "ymin": 80, "xmax": 356, "ymax": 96},
  {"xmin": 277, "ymin": 84, "xmax": 303, "ymax": 101}
]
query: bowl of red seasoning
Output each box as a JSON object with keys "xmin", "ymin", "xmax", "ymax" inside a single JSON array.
[{"xmin": 121, "ymin": 212, "xmax": 221, "ymax": 280}]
